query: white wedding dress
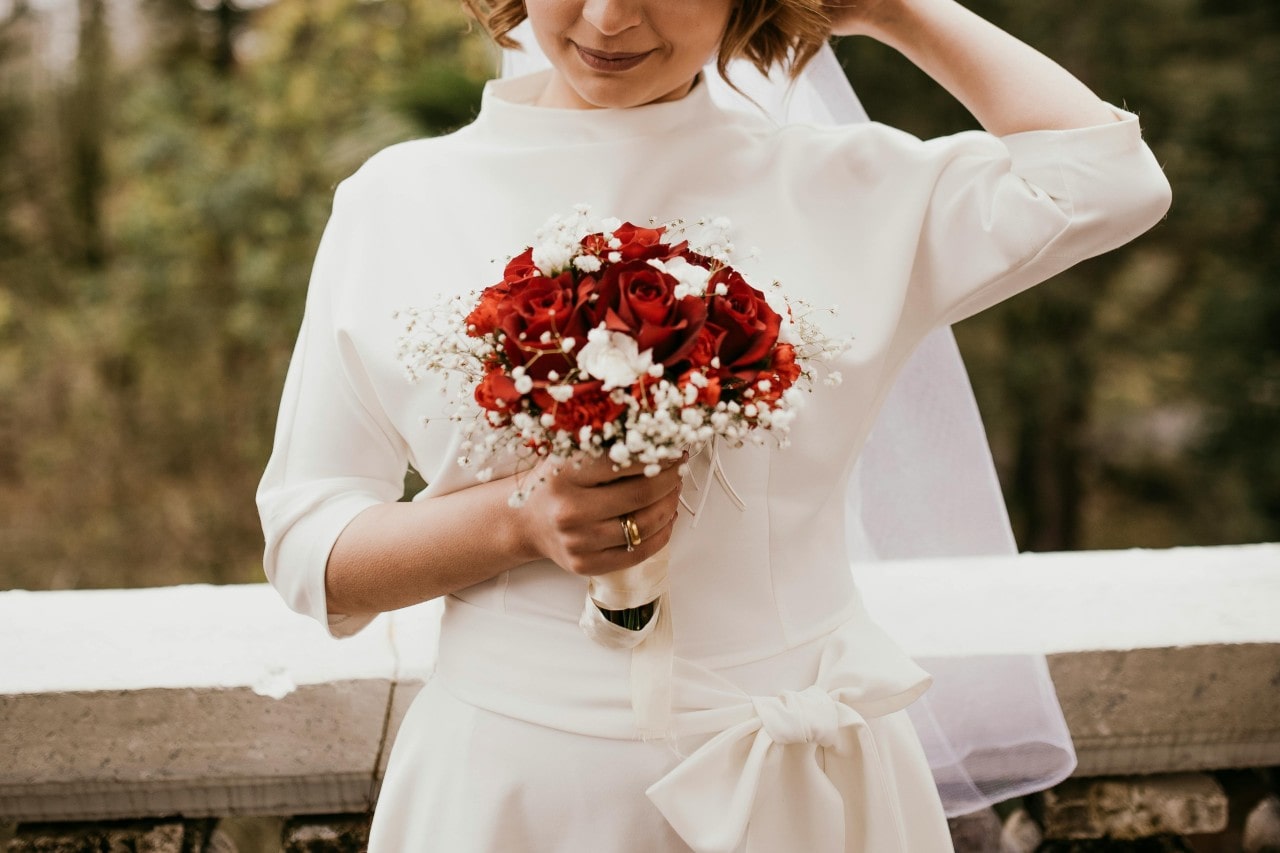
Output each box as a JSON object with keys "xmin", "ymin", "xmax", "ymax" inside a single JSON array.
[{"xmin": 257, "ymin": 53, "xmax": 1171, "ymax": 853}]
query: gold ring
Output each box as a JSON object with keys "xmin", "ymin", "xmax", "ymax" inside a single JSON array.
[{"xmin": 620, "ymin": 514, "xmax": 642, "ymax": 552}]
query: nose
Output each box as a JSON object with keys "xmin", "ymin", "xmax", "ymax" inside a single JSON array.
[{"xmin": 581, "ymin": 0, "xmax": 642, "ymax": 36}]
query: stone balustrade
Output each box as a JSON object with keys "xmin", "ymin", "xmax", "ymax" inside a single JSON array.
[{"xmin": 2, "ymin": 543, "xmax": 1278, "ymax": 851}]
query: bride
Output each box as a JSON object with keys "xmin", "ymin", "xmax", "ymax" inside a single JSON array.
[{"xmin": 258, "ymin": 0, "xmax": 1171, "ymax": 849}]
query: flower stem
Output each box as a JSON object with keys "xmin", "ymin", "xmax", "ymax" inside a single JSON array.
[{"xmin": 599, "ymin": 600, "xmax": 656, "ymax": 631}]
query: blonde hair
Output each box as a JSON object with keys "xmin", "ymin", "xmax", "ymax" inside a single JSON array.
[{"xmin": 461, "ymin": 0, "xmax": 832, "ymax": 81}]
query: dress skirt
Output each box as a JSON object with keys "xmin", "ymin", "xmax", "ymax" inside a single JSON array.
[{"xmin": 368, "ymin": 595, "xmax": 955, "ymax": 853}]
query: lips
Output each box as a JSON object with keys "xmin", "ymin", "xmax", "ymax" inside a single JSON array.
[{"xmin": 574, "ymin": 44, "xmax": 654, "ymax": 73}]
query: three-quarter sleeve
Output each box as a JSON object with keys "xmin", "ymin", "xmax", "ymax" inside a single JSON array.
[
  {"xmin": 257, "ymin": 175, "xmax": 408, "ymax": 638},
  {"xmin": 907, "ymin": 107, "xmax": 1171, "ymax": 329}
]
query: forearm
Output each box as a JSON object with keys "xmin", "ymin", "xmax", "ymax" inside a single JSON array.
[
  {"xmin": 847, "ymin": 0, "xmax": 1117, "ymax": 135},
  {"xmin": 324, "ymin": 477, "xmax": 537, "ymax": 617}
]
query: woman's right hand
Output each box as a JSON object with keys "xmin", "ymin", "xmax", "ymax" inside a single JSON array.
[
  {"xmin": 519, "ymin": 454, "xmax": 683, "ymax": 578},
  {"xmin": 825, "ymin": 0, "xmax": 897, "ymax": 39}
]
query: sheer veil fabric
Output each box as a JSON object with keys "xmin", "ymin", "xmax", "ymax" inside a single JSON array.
[{"xmin": 500, "ymin": 24, "xmax": 1075, "ymax": 815}]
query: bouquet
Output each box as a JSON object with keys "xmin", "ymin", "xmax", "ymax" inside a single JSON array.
[{"xmin": 397, "ymin": 207, "xmax": 846, "ymax": 734}]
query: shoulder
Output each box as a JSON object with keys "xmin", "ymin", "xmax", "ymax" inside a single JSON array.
[
  {"xmin": 740, "ymin": 114, "xmax": 1006, "ymax": 189},
  {"xmin": 334, "ymin": 123, "xmax": 481, "ymax": 205}
]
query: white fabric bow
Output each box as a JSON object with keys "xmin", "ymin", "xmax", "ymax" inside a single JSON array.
[{"xmin": 646, "ymin": 629, "xmax": 933, "ymax": 853}]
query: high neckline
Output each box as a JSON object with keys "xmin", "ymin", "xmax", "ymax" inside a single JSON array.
[{"xmin": 468, "ymin": 70, "xmax": 717, "ymax": 146}]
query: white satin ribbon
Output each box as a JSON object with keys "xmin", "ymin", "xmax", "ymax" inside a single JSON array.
[
  {"xmin": 680, "ymin": 438, "xmax": 747, "ymax": 527},
  {"xmin": 582, "ymin": 438, "xmax": 755, "ymax": 736},
  {"xmin": 580, "ymin": 548, "xmax": 674, "ymax": 738},
  {"xmin": 648, "ymin": 660, "xmax": 930, "ymax": 853}
]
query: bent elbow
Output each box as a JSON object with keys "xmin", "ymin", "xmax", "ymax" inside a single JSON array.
[
  {"xmin": 1093, "ymin": 147, "xmax": 1173, "ymax": 251},
  {"xmin": 1132, "ymin": 161, "xmax": 1173, "ymax": 233}
]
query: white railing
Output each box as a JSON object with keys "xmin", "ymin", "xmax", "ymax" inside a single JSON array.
[{"xmin": 2, "ymin": 543, "xmax": 1278, "ymax": 849}]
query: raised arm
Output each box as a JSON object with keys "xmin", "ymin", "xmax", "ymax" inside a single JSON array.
[{"xmin": 828, "ymin": 0, "xmax": 1116, "ymax": 134}]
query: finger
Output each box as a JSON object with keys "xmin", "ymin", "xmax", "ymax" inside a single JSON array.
[
  {"xmin": 557, "ymin": 454, "xmax": 622, "ymax": 487},
  {"xmin": 598, "ymin": 483, "xmax": 682, "ymax": 553},
  {"xmin": 566, "ymin": 451, "xmax": 687, "ymax": 487},
  {"xmin": 612, "ymin": 501, "xmax": 680, "ymax": 563},
  {"xmin": 557, "ymin": 480, "xmax": 680, "ymax": 573},
  {"xmin": 567, "ymin": 504, "xmax": 679, "ymax": 576},
  {"xmin": 588, "ymin": 465, "xmax": 684, "ymax": 522}
]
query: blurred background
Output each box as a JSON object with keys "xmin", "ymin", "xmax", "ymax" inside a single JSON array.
[{"xmin": 0, "ymin": 0, "xmax": 1277, "ymax": 595}]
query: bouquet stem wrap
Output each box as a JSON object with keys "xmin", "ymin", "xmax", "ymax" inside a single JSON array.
[{"xmin": 578, "ymin": 548, "xmax": 674, "ymax": 740}]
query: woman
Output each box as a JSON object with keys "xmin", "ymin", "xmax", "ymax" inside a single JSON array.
[{"xmin": 258, "ymin": 0, "xmax": 1171, "ymax": 849}]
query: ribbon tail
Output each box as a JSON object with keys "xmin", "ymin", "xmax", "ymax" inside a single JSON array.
[
  {"xmin": 711, "ymin": 448, "xmax": 747, "ymax": 512},
  {"xmin": 681, "ymin": 438, "xmax": 747, "ymax": 525},
  {"xmin": 578, "ymin": 548, "xmax": 675, "ymax": 738},
  {"xmin": 823, "ymin": 711, "xmax": 915, "ymax": 853},
  {"xmin": 646, "ymin": 722, "xmax": 772, "ymax": 853},
  {"xmin": 686, "ymin": 439, "xmax": 721, "ymax": 527},
  {"xmin": 631, "ymin": 592, "xmax": 674, "ymax": 739},
  {"xmin": 681, "ymin": 443, "xmax": 712, "ymax": 526}
]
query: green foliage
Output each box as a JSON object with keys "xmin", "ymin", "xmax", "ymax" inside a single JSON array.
[
  {"xmin": 1, "ymin": 0, "xmax": 492, "ymax": 590},
  {"xmin": 1, "ymin": 0, "xmax": 1276, "ymax": 592}
]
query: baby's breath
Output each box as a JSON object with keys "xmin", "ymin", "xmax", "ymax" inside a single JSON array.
[{"xmin": 396, "ymin": 208, "xmax": 851, "ymax": 500}]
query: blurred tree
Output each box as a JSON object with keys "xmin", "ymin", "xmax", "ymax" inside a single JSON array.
[
  {"xmin": 67, "ymin": 0, "xmax": 109, "ymax": 268},
  {"xmin": 2, "ymin": 0, "xmax": 1277, "ymax": 593},
  {"xmin": 1, "ymin": 0, "xmax": 492, "ymax": 591}
]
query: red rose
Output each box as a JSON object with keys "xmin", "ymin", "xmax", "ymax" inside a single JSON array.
[
  {"xmin": 770, "ymin": 342, "xmax": 802, "ymax": 387},
  {"xmin": 498, "ymin": 271, "xmax": 589, "ymax": 379},
  {"xmin": 590, "ymin": 261, "xmax": 706, "ymax": 365},
  {"xmin": 612, "ymin": 223, "xmax": 683, "ymax": 262},
  {"xmin": 678, "ymin": 369, "xmax": 722, "ymax": 407},
  {"xmin": 468, "ymin": 248, "xmax": 542, "ymax": 339},
  {"xmin": 466, "ymin": 281, "xmax": 511, "ymax": 337},
  {"xmin": 581, "ymin": 223, "xmax": 688, "ymax": 263},
  {"xmin": 685, "ymin": 323, "xmax": 726, "ymax": 370},
  {"xmin": 705, "ymin": 268, "xmax": 782, "ymax": 383},
  {"xmin": 747, "ymin": 344, "xmax": 801, "ymax": 406},
  {"xmin": 503, "ymin": 248, "xmax": 539, "ymax": 285},
  {"xmin": 534, "ymin": 380, "xmax": 628, "ymax": 434},
  {"xmin": 579, "ymin": 233, "xmax": 609, "ymax": 257},
  {"xmin": 680, "ymin": 249, "xmax": 716, "ymax": 269},
  {"xmin": 475, "ymin": 366, "xmax": 520, "ymax": 416}
]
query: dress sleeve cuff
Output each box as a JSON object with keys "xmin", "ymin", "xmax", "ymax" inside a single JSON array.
[
  {"xmin": 263, "ymin": 486, "xmax": 389, "ymax": 639},
  {"xmin": 999, "ymin": 105, "xmax": 1146, "ymax": 199}
]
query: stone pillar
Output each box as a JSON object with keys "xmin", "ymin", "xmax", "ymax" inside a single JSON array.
[
  {"xmin": 1038, "ymin": 773, "xmax": 1228, "ymax": 842},
  {"xmin": 281, "ymin": 814, "xmax": 371, "ymax": 853},
  {"xmin": 1001, "ymin": 807, "xmax": 1044, "ymax": 853},
  {"xmin": 948, "ymin": 807, "xmax": 1003, "ymax": 852},
  {"xmin": 1036, "ymin": 838, "xmax": 1194, "ymax": 851},
  {"xmin": 1245, "ymin": 795, "xmax": 1280, "ymax": 853},
  {"xmin": 5, "ymin": 818, "xmax": 230, "ymax": 853}
]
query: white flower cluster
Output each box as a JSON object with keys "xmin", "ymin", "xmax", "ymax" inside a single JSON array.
[
  {"xmin": 646, "ymin": 256, "xmax": 711, "ymax": 300},
  {"xmin": 577, "ymin": 327, "xmax": 655, "ymax": 390},
  {"xmin": 394, "ymin": 302, "xmax": 490, "ymax": 382},
  {"xmin": 441, "ymin": 375, "xmax": 810, "ymax": 507},
  {"xmin": 530, "ymin": 205, "xmax": 601, "ymax": 276}
]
